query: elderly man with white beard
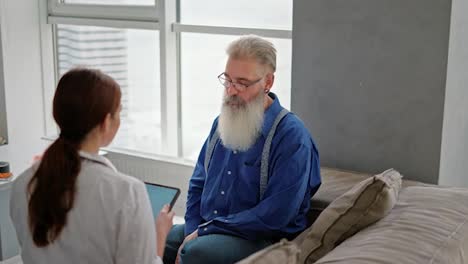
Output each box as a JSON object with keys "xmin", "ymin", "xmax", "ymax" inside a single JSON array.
[{"xmin": 163, "ymin": 35, "xmax": 322, "ymax": 264}]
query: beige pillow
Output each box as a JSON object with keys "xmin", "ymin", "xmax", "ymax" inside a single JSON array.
[
  {"xmin": 295, "ymin": 168, "xmax": 402, "ymax": 263},
  {"xmin": 236, "ymin": 239, "xmax": 300, "ymax": 264}
]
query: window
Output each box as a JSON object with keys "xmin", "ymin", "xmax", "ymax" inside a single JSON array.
[
  {"xmin": 178, "ymin": 1, "xmax": 292, "ymax": 160},
  {"xmin": 180, "ymin": 0, "xmax": 292, "ymax": 30},
  {"xmin": 43, "ymin": 0, "xmax": 292, "ymax": 161},
  {"xmin": 55, "ymin": 24, "xmax": 161, "ymax": 154},
  {"xmin": 180, "ymin": 33, "xmax": 291, "ymax": 159}
]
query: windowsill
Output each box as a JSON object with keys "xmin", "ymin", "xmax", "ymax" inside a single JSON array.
[{"xmin": 41, "ymin": 136, "xmax": 196, "ymax": 168}]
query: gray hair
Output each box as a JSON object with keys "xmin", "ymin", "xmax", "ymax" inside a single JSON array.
[{"xmin": 226, "ymin": 35, "xmax": 277, "ymax": 73}]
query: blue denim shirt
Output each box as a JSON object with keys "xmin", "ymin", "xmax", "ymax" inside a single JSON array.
[{"xmin": 185, "ymin": 93, "xmax": 321, "ymax": 241}]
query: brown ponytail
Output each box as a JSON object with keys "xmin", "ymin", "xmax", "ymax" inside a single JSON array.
[{"xmin": 28, "ymin": 68, "xmax": 121, "ymax": 247}]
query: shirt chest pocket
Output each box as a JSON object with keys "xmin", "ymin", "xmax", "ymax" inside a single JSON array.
[{"xmin": 236, "ymin": 158, "xmax": 261, "ymax": 201}]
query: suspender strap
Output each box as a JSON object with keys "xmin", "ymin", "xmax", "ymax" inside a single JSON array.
[
  {"xmin": 259, "ymin": 108, "xmax": 289, "ymax": 200},
  {"xmin": 204, "ymin": 108, "xmax": 290, "ymax": 200},
  {"xmin": 204, "ymin": 130, "xmax": 220, "ymax": 176}
]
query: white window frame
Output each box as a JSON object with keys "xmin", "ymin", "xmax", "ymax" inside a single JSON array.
[
  {"xmin": 172, "ymin": 24, "xmax": 292, "ymax": 39},
  {"xmin": 39, "ymin": 0, "xmax": 292, "ymax": 163},
  {"xmin": 48, "ymin": 0, "xmax": 159, "ymax": 22}
]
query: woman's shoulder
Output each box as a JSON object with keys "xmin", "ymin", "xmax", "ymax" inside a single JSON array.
[{"xmin": 79, "ymin": 158, "xmax": 146, "ymax": 198}]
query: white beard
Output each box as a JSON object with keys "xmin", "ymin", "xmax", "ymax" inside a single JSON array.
[{"xmin": 218, "ymin": 92, "xmax": 265, "ymax": 152}]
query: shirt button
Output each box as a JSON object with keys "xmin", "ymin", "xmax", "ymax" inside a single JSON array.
[
  {"xmin": 227, "ymin": 171, "xmax": 232, "ymax": 175},
  {"xmin": 233, "ymin": 150, "xmax": 237, "ymax": 154},
  {"xmin": 214, "ymin": 210, "xmax": 218, "ymax": 214},
  {"xmin": 221, "ymin": 191, "xmax": 225, "ymax": 195},
  {"xmin": 204, "ymin": 227, "xmax": 208, "ymax": 231}
]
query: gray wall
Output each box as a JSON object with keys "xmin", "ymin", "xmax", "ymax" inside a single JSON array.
[
  {"xmin": 0, "ymin": 27, "xmax": 7, "ymax": 145},
  {"xmin": 439, "ymin": 0, "xmax": 468, "ymax": 187},
  {"xmin": 291, "ymin": 0, "xmax": 451, "ymax": 183}
]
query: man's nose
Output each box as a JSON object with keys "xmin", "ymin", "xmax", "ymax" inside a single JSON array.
[{"xmin": 226, "ymin": 83, "xmax": 239, "ymax": 96}]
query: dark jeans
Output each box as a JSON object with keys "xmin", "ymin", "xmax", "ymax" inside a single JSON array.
[{"xmin": 163, "ymin": 224, "xmax": 273, "ymax": 264}]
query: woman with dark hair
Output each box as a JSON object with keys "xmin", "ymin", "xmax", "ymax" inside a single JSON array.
[{"xmin": 10, "ymin": 68, "xmax": 173, "ymax": 264}]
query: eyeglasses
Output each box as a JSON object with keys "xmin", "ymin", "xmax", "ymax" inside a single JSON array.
[{"xmin": 217, "ymin": 72, "xmax": 263, "ymax": 92}]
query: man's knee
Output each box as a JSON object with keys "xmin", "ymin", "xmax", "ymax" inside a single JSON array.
[
  {"xmin": 178, "ymin": 233, "xmax": 272, "ymax": 264},
  {"xmin": 166, "ymin": 224, "xmax": 186, "ymax": 244},
  {"xmin": 180, "ymin": 239, "xmax": 205, "ymax": 261}
]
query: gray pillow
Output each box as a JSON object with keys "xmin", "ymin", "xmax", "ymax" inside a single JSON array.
[{"xmin": 295, "ymin": 169, "xmax": 402, "ymax": 263}]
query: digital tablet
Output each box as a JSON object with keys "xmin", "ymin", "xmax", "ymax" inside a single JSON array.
[{"xmin": 144, "ymin": 182, "xmax": 180, "ymax": 218}]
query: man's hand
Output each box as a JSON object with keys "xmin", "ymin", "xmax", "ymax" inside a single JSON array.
[
  {"xmin": 156, "ymin": 204, "xmax": 175, "ymax": 258},
  {"xmin": 175, "ymin": 229, "xmax": 198, "ymax": 264}
]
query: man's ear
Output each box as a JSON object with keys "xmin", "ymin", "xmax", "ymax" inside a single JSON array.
[{"xmin": 265, "ymin": 73, "xmax": 275, "ymax": 90}]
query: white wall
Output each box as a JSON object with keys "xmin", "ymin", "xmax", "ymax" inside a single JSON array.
[
  {"xmin": 0, "ymin": 30, "xmax": 7, "ymax": 144},
  {"xmin": 439, "ymin": 0, "xmax": 468, "ymax": 187},
  {"xmin": 0, "ymin": 0, "xmax": 49, "ymax": 174}
]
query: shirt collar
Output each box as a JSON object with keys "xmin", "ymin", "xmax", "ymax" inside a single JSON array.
[
  {"xmin": 79, "ymin": 151, "xmax": 118, "ymax": 172},
  {"xmin": 261, "ymin": 92, "xmax": 283, "ymax": 137}
]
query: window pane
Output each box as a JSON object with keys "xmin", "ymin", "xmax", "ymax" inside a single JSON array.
[
  {"xmin": 56, "ymin": 25, "xmax": 161, "ymax": 154},
  {"xmin": 180, "ymin": 0, "xmax": 292, "ymax": 30},
  {"xmin": 63, "ymin": 0, "xmax": 155, "ymax": 5},
  {"xmin": 181, "ymin": 33, "xmax": 291, "ymax": 160}
]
